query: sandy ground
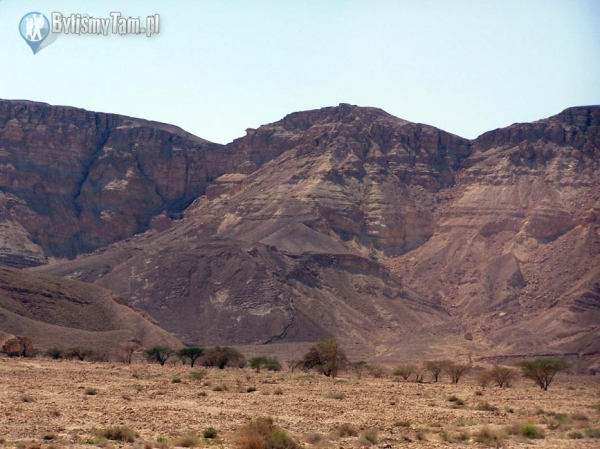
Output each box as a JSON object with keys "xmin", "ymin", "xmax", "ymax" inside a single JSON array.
[{"xmin": 1, "ymin": 358, "xmax": 599, "ymax": 448}]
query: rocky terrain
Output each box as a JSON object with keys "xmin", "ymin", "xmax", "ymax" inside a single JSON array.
[
  {"xmin": 1, "ymin": 357, "xmax": 599, "ymax": 448},
  {"xmin": 0, "ymin": 266, "xmax": 181, "ymax": 355},
  {"xmin": 0, "ymin": 99, "xmax": 598, "ymax": 364}
]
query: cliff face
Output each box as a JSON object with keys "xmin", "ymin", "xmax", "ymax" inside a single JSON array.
[
  {"xmin": 0, "ymin": 100, "xmax": 227, "ymax": 264},
  {"xmin": 5, "ymin": 100, "xmax": 600, "ymax": 362}
]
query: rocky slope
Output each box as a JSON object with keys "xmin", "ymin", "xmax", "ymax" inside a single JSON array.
[
  {"xmin": 2, "ymin": 99, "xmax": 597, "ymax": 362},
  {"xmin": 0, "ymin": 266, "xmax": 182, "ymax": 355}
]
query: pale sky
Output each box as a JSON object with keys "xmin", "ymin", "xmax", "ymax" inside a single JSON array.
[{"xmin": 1, "ymin": 0, "xmax": 599, "ymax": 144}]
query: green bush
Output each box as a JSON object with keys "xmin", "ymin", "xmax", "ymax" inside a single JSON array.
[
  {"xmin": 236, "ymin": 417, "xmax": 298, "ymax": 449},
  {"xmin": 145, "ymin": 346, "xmax": 173, "ymax": 366},
  {"xmin": 519, "ymin": 424, "xmax": 544, "ymax": 439}
]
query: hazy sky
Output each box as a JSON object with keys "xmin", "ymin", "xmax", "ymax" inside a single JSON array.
[{"xmin": 1, "ymin": 1, "xmax": 599, "ymax": 144}]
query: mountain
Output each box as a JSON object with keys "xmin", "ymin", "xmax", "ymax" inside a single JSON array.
[
  {"xmin": 1, "ymin": 99, "xmax": 598, "ymax": 363},
  {"xmin": 0, "ymin": 266, "xmax": 181, "ymax": 355}
]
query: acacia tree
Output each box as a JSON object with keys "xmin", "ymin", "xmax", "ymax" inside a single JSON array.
[
  {"xmin": 145, "ymin": 346, "xmax": 173, "ymax": 366},
  {"xmin": 250, "ymin": 356, "xmax": 269, "ymax": 373},
  {"xmin": 299, "ymin": 338, "xmax": 348, "ymax": 379},
  {"xmin": 202, "ymin": 346, "xmax": 245, "ymax": 369},
  {"xmin": 423, "ymin": 360, "xmax": 447, "ymax": 383},
  {"xmin": 482, "ymin": 365, "xmax": 517, "ymax": 388},
  {"xmin": 178, "ymin": 347, "xmax": 205, "ymax": 367},
  {"xmin": 516, "ymin": 359, "xmax": 569, "ymax": 391},
  {"xmin": 444, "ymin": 361, "xmax": 471, "ymax": 384}
]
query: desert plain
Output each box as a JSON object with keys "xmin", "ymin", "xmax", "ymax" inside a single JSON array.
[{"xmin": 1, "ymin": 357, "xmax": 599, "ymax": 448}]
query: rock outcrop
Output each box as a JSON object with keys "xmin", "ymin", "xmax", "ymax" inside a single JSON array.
[{"xmin": 0, "ymin": 335, "xmax": 33, "ymax": 357}]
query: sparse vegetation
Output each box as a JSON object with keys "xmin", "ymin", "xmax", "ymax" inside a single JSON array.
[
  {"xmin": 323, "ymin": 391, "xmax": 345, "ymax": 400},
  {"xmin": 66, "ymin": 347, "xmax": 95, "ymax": 362},
  {"xmin": 94, "ymin": 426, "xmax": 138, "ymax": 443},
  {"xmin": 145, "ymin": 346, "xmax": 173, "ymax": 366},
  {"xmin": 235, "ymin": 417, "xmax": 298, "ymax": 449},
  {"xmin": 330, "ymin": 423, "xmax": 358, "ymax": 439},
  {"xmin": 173, "ymin": 432, "xmax": 201, "ymax": 447},
  {"xmin": 188, "ymin": 370, "xmax": 207, "ymax": 381},
  {"xmin": 45, "ymin": 348, "xmax": 63, "ymax": 360},
  {"xmin": 473, "ymin": 426, "xmax": 506, "ymax": 447},
  {"xmin": 516, "ymin": 358, "xmax": 569, "ymax": 390}
]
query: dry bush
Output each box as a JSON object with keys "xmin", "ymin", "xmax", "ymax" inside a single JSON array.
[
  {"xmin": 357, "ymin": 429, "xmax": 378, "ymax": 446},
  {"xmin": 202, "ymin": 427, "xmax": 218, "ymax": 439},
  {"xmin": 473, "ymin": 426, "xmax": 506, "ymax": 447},
  {"xmin": 94, "ymin": 426, "xmax": 138, "ymax": 443},
  {"xmin": 482, "ymin": 366, "xmax": 517, "ymax": 388},
  {"xmin": 475, "ymin": 401, "xmax": 499, "ymax": 412},
  {"xmin": 235, "ymin": 417, "xmax": 298, "ymax": 449},
  {"xmin": 519, "ymin": 423, "xmax": 544, "ymax": 439},
  {"xmin": 323, "ymin": 391, "xmax": 345, "ymax": 400},
  {"xmin": 329, "ymin": 423, "xmax": 357, "ymax": 439},
  {"xmin": 173, "ymin": 432, "xmax": 200, "ymax": 447},
  {"xmin": 444, "ymin": 362, "xmax": 471, "ymax": 384}
]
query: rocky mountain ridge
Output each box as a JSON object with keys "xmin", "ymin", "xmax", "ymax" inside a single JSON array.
[{"xmin": 1, "ymin": 99, "xmax": 598, "ymax": 363}]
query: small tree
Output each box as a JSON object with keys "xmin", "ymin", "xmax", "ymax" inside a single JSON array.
[
  {"xmin": 444, "ymin": 361, "xmax": 471, "ymax": 384},
  {"xmin": 516, "ymin": 358, "xmax": 569, "ymax": 391},
  {"xmin": 392, "ymin": 365, "xmax": 414, "ymax": 381},
  {"xmin": 178, "ymin": 347, "xmax": 205, "ymax": 367},
  {"xmin": 482, "ymin": 365, "xmax": 517, "ymax": 388},
  {"xmin": 424, "ymin": 360, "xmax": 447, "ymax": 383},
  {"xmin": 203, "ymin": 346, "xmax": 245, "ymax": 369},
  {"xmin": 145, "ymin": 346, "xmax": 173, "ymax": 366},
  {"xmin": 121, "ymin": 340, "xmax": 142, "ymax": 364},
  {"xmin": 299, "ymin": 338, "xmax": 348, "ymax": 379},
  {"xmin": 250, "ymin": 356, "xmax": 269, "ymax": 373}
]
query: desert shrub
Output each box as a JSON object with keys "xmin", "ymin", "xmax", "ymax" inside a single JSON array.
[
  {"xmin": 45, "ymin": 348, "xmax": 63, "ymax": 360},
  {"xmin": 473, "ymin": 426, "xmax": 506, "ymax": 447},
  {"xmin": 520, "ymin": 424, "xmax": 544, "ymax": 439},
  {"xmin": 236, "ymin": 417, "xmax": 299, "ymax": 449},
  {"xmin": 188, "ymin": 369, "xmax": 207, "ymax": 381},
  {"xmin": 202, "ymin": 427, "xmax": 218, "ymax": 439},
  {"xmin": 568, "ymin": 430, "xmax": 584, "ymax": 439},
  {"xmin": 264, "ymin": 358, "xmax": 282, "ymax": 372},
  {"xmin": 304, "ymin": 432, "xmax": 325, "ymax": 444},
  {"xmin": 273, "ymin": 388, "xmax": 284, "ymax": 395},
  {"xmin": 298, "ymin": 338, "xmax": 348, "ymax": 379},
  {"xmin": 423, "ymin": 360, "xmax": 447, "ymax": 382},
  {"xmin": 172, "ymin": 376, "xmax": 182, "ymax": 384},
  {"xmin": 66, "ymin": 347, "xmax": 95, "ymax": 362},
  {"xmin": 203, "ymin": 346, "xmax": 245, "ymax": 369},
  {"xmin": 448, "ymin": 395, "xmax": 466, "ymax": 407},
  {"xmin": 331, "ymin": 423, "xmax": 357, "ymax": 438},
  {"xmin": 145, "ymin": 346, "xmax": 173, "ymax": 366},
  {"xmin": 324, "ymin": 391, "xmax": 345, "ymax": 400},
  {"xmin": 174, "ymin": 432, "xmax": 200, "ymax": 447},
  {"xmin": 443, "ymin": 361, "xmax": 471, "ymax": 384},
  {"xmin": 212, "ymin": 384, "xmax": 228, "ymax": 392},
  {"xmin": 516, "ymin": 358, "xmax": 569, "ymax": 391},
  {"xmin": 570, "ymin": 412, "xmax": 589, "ymax": 421},
  {"xmin": 178, "ymin": 347, "xmax": 205, "ymax": 367},
  {"xmin": 358, "ymin": 430, "xmax": 378, "ymax": 446},
  {"xmin": 84, "ymin": 387, "xmax": 98, "ymax": 396},
  {"xmin": 246, "ymin": 386, "xmax": 257, "ymax": 393},
  {"xmin": 250, "ymin": 356, "xmax": 269, "ymax": 372},
  {"xmin": 585, "ymin": 428, "xmax": 600, "ymax": 438},
  {"xmin": 392, "ymin": 365, "xmax": 414, "ymax": 381},
  {"xmin": 94, "ymin": 426, "xmax": 138, "ymax": 443},
  {"xmin": 475, "ymin": 401, "xmax": 498, "ymax": 412},
  {"xmin": 392, "ymin": 420, "xmax": 410, "ymax": 427},
  {"xmin": 481, "ymin": 365, "xmax": 517, "ymax": 388}
]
